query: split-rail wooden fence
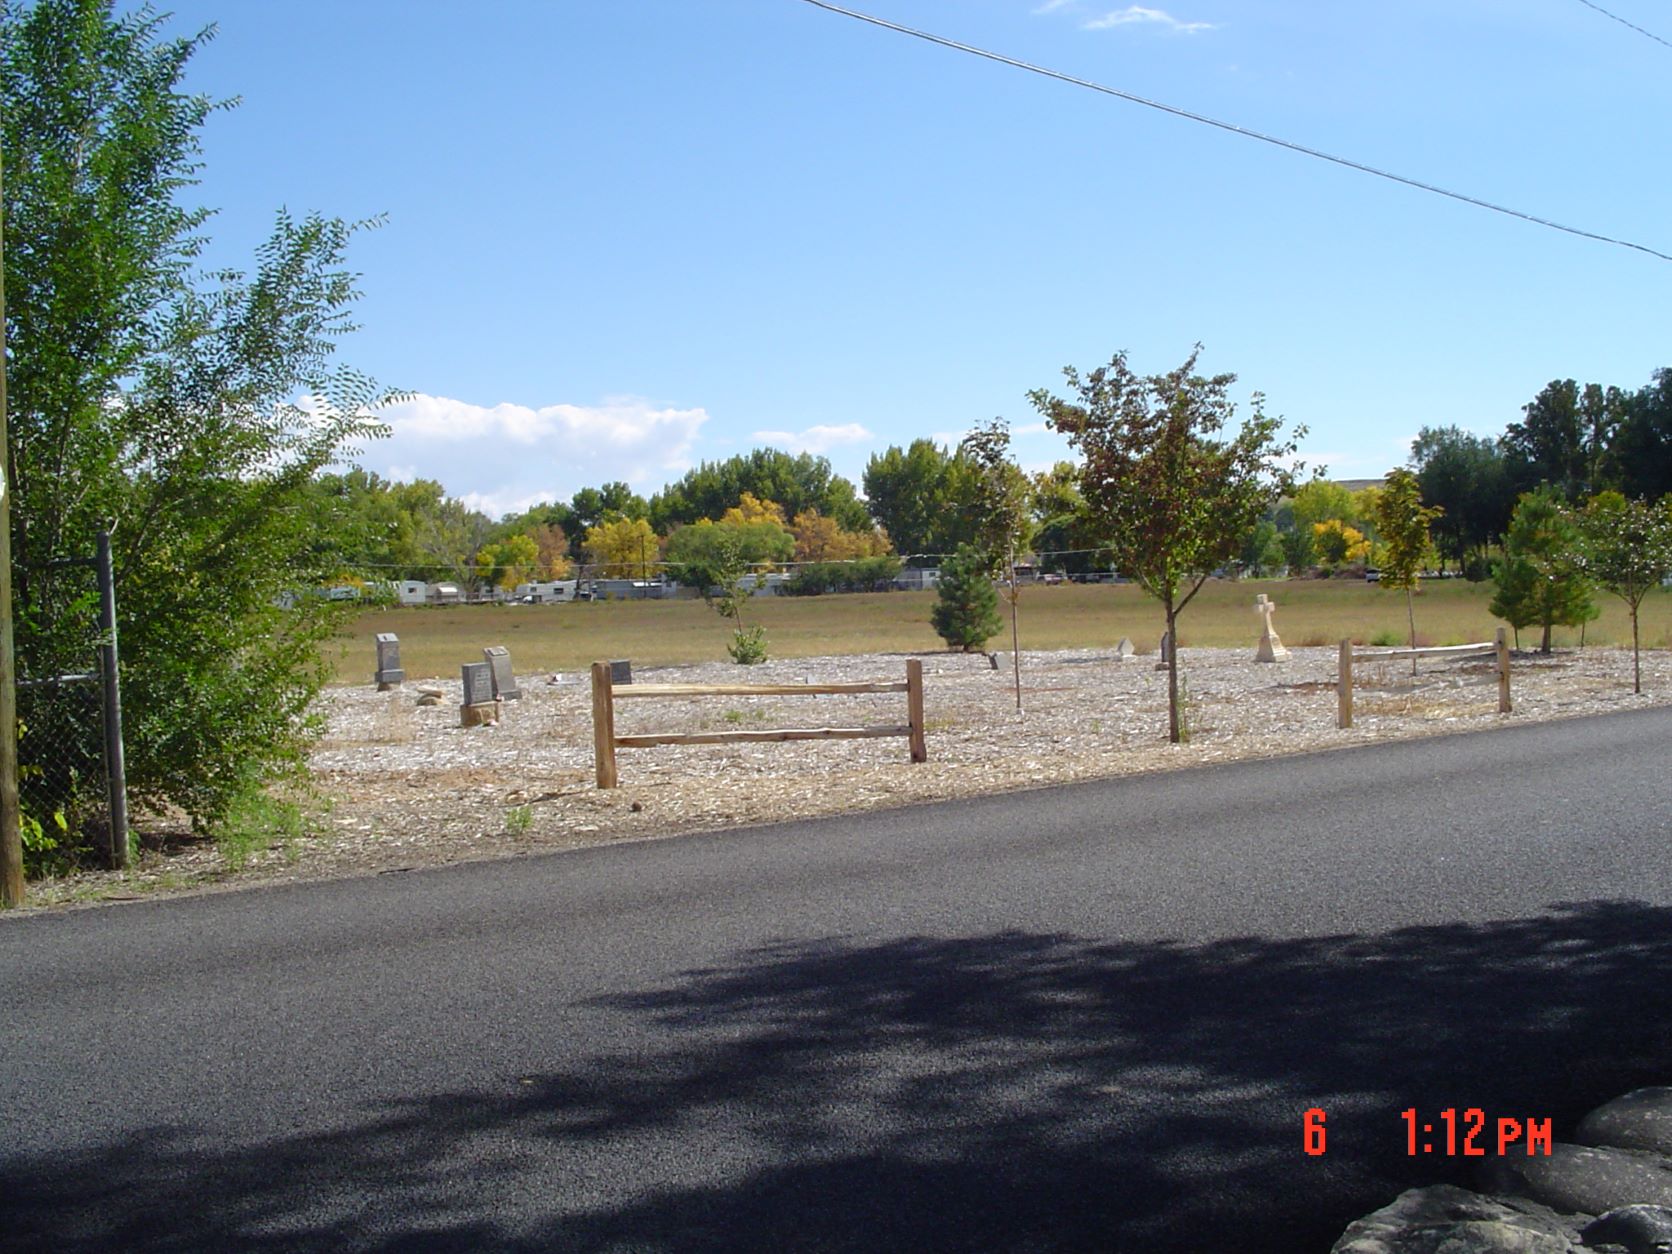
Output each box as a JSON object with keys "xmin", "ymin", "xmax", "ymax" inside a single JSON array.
[
  {"xmin": 1337, "ymin": 629, "xmax": 1511, "ymax": 729},
  {"xmin": 591, "ymin": 659, "xmax": 927, "ymax": 788}
]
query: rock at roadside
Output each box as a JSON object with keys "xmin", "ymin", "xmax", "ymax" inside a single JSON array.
[
  {"xmin": 1580, "ymin": 1205, "xmax": 1672, "ymax": 1253},
  {"xmin": 1577, "ymin": 1088, "xmax": 1672, "ymax": 1156},
  {"xmin": 1331, "ymin": 1184, "xmax": 1585, "ymax": 1253},
  {"xmin": 1479, "ymin": 1143, "xmax": 1672, "ymax": 1216}
]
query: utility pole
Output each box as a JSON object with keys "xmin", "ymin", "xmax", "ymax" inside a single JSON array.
[{"xmin": 1, "ymin": 149, "xmax": 24, "ymax": 907}]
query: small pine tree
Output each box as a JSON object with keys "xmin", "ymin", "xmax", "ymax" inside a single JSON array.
[{"xmin": 931, "ymin": 545, "xmax": 1002, "ymax": 652}]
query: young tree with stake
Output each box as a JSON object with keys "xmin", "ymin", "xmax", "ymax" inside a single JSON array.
[
  {"xmin": 959, "ymin": 419, "xmax": 1032, "ymax": 711},
  {"xmin": 1373, "ymin": 469, "xmax": 1444, "ymax": 672},
  {"xmin": 1579, "ymin": 492, "xmax": 1672, "ymax": 694},
  {"xmin": 1029, "ymin": 346, "xmax": 1304, "ymax": 744}
]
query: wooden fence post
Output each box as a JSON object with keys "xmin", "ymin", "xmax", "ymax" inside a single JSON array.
[
  {"xmin": 1496, "ymin": 627, "xmax": 1511, "ymax": 714},
  {"xmin": 1337, "ymin": 639, "xmax": 1353, "ymax": 730},
  {"xmin": 906, "ymin": 659, "xmax": 927, "ymax": 763},
  {"xmin": 591, "ymin": 661, "xmax": 618, "ymax": 788}
]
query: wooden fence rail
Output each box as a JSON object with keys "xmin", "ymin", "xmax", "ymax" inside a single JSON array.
[
  {"xmin": 1337, "ymin": 628, "xmax": 1510, "ymax": 729},
  {"xmin": 591, "ymin": 659, "xmax": 928, "ymax": 788}
]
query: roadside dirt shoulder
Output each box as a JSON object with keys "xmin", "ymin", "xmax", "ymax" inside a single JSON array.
[{"xmin": 19, "ymin": 644, "xmax": 1671, "ymax": 909}]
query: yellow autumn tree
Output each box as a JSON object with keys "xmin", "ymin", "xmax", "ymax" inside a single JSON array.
[
  {"xmin": 585, "ymin": 517, "xmax": 660, "ymax": 578},
  {"xmin": 790, "ymin": 509, "xmax": 891, "ymax": 562},
  {"xmin": 1312, "ymin": 519, "xmax": 1371, "ymax": 569},
  {"xmin": 718, "ymin": 491, "xmax": 787, "ymax": 529},
  {"xmin": 528, "ymin": 523, "xmax": 574, "ymax": 579},
  {"xmin": 474, "ymin": 533, "xmax": 541, "ymax": 590}
]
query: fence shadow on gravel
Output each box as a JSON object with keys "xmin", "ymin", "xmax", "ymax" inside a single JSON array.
[{"xmin": 4, "ymin": 899, "xmax": 1669, "ymax": 1254}]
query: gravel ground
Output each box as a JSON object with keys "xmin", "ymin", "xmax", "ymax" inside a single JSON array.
[{"xmin": 18, "ymin": 642, "xmax": 1672, "ymax": 909}]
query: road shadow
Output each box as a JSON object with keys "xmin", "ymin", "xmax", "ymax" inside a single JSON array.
[{"xmin": 5, "ymin": 899, "xmax": 1669, "ymax": 1253}]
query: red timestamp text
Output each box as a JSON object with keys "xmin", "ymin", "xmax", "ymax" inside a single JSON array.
[
  {"xmin": 1300, "ymin": 1108, "xmax": 1555, "ymax": 1157},
  {"xmin": 1402, "ymin": 1108, "xmax": 1553, "ymax": 1157}
]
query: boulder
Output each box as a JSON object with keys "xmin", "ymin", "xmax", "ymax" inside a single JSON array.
[
  {"xmin": 1578, "ymin": 1089, "xmax": 1672, "ymax": 1157},
  {"xmin": 1331, "ymin": 1185, "xmax": 1584, "ymax": 1253},
  {"xmin": 1579, "ymin": 1205, "xmax": 1672, "ymax": 1254},
  {"xmin": 1479, "ymin": 1143, "xmax": 1672, "ymax": 1217}
]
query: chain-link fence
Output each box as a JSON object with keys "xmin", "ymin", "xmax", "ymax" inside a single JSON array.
[{"xmin": 17, "ymin": 533, "xmax": 127, "ymax": 871}]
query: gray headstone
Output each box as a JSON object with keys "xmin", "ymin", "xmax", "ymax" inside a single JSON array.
[
  {"xmin": 374, "ymin": 633, "xmax": 404, "ymax": 688},
  {"xmin": 610, "ymin": 659, "xmax": 633, "ymax": 685},
  {"xmin": 1155, "ymin": 630, "xmax": 1172, "ymax": 671},
  {"xmin": 1114, "ymin": 637, "xmax": 1135, "ymax": 659},
  {"xmin": 483, "ymin": 646, "xmax": 522, "ymax": 701},
  {"xmin": 461, "ymin": 661, "xmax": 494, "ymax": 708}
]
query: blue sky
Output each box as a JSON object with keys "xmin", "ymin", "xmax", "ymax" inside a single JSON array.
[{"xmin": 133, "ymin": 0, "xmax": 1670, "ymax": 517}]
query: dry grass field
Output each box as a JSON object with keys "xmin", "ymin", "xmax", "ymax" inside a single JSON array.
[{"xmin": 327, "ymin": 578, "xmax": 1672, "ymax": 682}]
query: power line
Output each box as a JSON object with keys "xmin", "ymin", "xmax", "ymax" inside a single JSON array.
[
  {"xmin": 1573, "ymin": 0, "xmax": 1672, "ymax": 51},
  {"xmin": 798, "ymin": 0, "xmax": 1672, "ymax": 264}
]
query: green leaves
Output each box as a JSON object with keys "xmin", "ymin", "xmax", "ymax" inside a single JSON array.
[
  {"xmin": 1029, "ymin": 345, "xmax": 1304, "ymax": 613},
  {"xmin": 3, "ymin": 1, "xmax": 400, "ymax": 837}
]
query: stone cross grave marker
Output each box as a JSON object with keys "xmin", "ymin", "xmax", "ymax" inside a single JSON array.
[
  {"xmin": 483, "ymin": 646, "xmax": 522, "ymax": 701},
  {"xmin": 374, "ymin": 633, "xmax": 405, "ymax": 690},
  {"xmin": 1254, "ymin": 593, "xmax": 1289, "ymax": 663}
]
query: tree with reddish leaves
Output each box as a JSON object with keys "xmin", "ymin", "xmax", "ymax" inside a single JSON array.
[{"xmin": 1029, "ymin": 346, "xmax": 1305, "ymax": 744}]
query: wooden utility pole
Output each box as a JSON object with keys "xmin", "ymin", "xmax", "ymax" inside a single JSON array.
[{"xmin": 1, "ymin": 149, "xmax": 24, "ymax": 907}]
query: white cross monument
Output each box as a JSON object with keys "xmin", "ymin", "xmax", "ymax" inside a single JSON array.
[{"xmin": 1254, "ymin": 593, "xmax": 1289, "ymax": 663}]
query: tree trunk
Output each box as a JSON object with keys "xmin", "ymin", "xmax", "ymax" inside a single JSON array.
[
  {"xmin": 1405, "ymin": 585, "xmax": 1418, "ymax": 676},
  {"xmin": 1540, "ymin": 620, "xmax": 1552, "ymax": 654},
  {"xmin": 1165, "ymin": 603, "xmax": 1181, "ymax": 744},
  {"xmin": 1008, "ymin": 544, "xmax": 1022, "ymax": 713},
  {"xmin": 1632, "ymin": 607, "xmax": 1642, "ymax": 695}
]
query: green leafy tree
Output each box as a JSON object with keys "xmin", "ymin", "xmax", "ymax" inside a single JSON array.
[
  {"xmin": 4, "ymin": 0, "xmax": 400, "ymax": 840},
  {"xmin": 1612, "ymin": 368, "xmax": 1672, "ymax": 502},
  {"xmin": 1237, "ymin": 518, "xmax": 1284, "ymax": 577},
  {"xmin": 1410, "ymin": 426, "xmax": 1515, "ymax": 575},
  {"xmin": 1031, "ymin": 461, "xmax": 1102, "ymax": 576},
  {"xmin": 649, "ymin": 449, "xmax": 867, "ymax": 533},
  {"xmin": 663, "ymin": 517, "xmax": 794, "ymax": 591},
  {"xmin": 1504, "ymin": 380, "xmax": 1592, "ymax": 501},
  {"xmin": 1488, "ymin": 487, "xmax": 1596, "ymax": 653},
  {"xmin": 1288, "ymin": 480, "xmax": 1360, "ymax": 533},
  {"xmin": 695, "ymin": 532, "xmax": 767, "ymax": 664},
  {"xmin": 474, "ymin": 533, "xmax": 540, "ymax": 592},
  {"xmin": 930, "ymin": 544, "xmax": 1001, "ymax": 652},
  {"xmin": 960, "ymin": 419, "xmax": 1033, "ymax": 709},
  {"xmin": 862, "ymin": 439, "xmax": 981, "ymax": 562},
  {"xmin": 568, "ymin": 482, "xmax": 649, "ymax": 555},
  {"xmin": 1030, "ymin": 346, "xmax": 1304, "ymax": 743},
  {"xmin": 1372, "ymin": 469, "xmax": 1444, "ymax": 666},
  {"xmin": 1578, "ymin": 492, "xmax": 1672, "ymax": 694},
  {"xmin": 1278, "ymin": 519, "xmax": 1316, "ymax": 574}
]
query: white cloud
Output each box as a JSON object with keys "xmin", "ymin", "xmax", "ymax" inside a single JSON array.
[
  {"xmin": 749, "ymin": 423, "xmax": 873, "ymax": 454},
  {"xmin": 354, "ymin": 392, "xmax": 710, "ymax": 517},
  {"xmin": 1082, "ymin": 6, "xmax": 1215, "ymax": 33},
  {"xmin": 1014, "ymin": 421, "xmax": 1053, "ymax": 436},
  {"xmin": 1032, "ymin": 0, "xmax": 1077, "ymax": 12}
]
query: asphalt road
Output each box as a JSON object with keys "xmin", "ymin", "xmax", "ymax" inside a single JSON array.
[{"xmin": 3, "ymin": 707, "xmax": 1671, "ymax": 1253}]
